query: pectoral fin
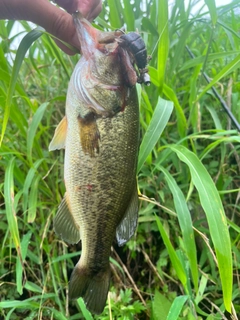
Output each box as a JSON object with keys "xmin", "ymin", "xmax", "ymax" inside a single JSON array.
[
  {"xmin": 116, "ymin": 186, "xmax": 139, "ymax": 246},
  {"xmin": 54, "ymin": 193, "xmax": 81, "ymax": 244},
  {"xmin": 49, "ymin": 116, "xmax": 67, "ymax": 151}
]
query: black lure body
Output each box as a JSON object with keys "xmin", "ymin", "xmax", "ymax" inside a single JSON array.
[{"xmin": 118, "ymin": 32, "xmax": 150, "ymax": 86}]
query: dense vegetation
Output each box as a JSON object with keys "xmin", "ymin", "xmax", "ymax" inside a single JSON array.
[{"xmin": 0, "ymin": 0, "xmax": 240, "ymax": 319}]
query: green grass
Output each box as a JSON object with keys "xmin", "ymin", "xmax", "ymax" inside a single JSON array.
[{"xmin": 1, "ymin": 0, "xmax": 240, "ymax": 319}]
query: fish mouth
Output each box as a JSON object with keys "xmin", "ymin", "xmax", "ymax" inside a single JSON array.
[
  {"xmin": 72, "ymin": 10, "xmax": 99, "ymax": 57},
  {"xmin": 72, "ymin": 11, "xmax": 82, "ymax": 20},
  {"xmin": 72, "ymin": 11, "xmax": 92, "ymax": 28}
]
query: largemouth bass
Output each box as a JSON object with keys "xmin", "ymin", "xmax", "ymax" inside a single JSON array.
[{"xmin": 49, "ymin": 12, "xmax": 141, "ymax": 314}]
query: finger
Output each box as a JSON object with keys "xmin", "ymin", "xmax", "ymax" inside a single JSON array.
[
  {"xmin": 77, "ymin": 0, "xmax": 102, "ymax": 20},
  {"xmin": 53, "ymin": 0, "xmax": 78, "ymax": 14},
  {"xmin": 54, "ymin": 0, "xmax": 102, "ymax": 20},
  {"xmin": 86, "ymin": 2, "xmax": 103, "ymax": 21},
  {"xmin": 40, "ymin": 7, "xmax": 81, "ymax": 52}
]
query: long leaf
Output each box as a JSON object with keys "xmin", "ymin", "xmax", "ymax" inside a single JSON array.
[
  {"xmin": 122, "ymin": 0, "xmax": 135, "ymax": 30},
  {"xmin": 137, "ymin": 97, "xmax": 173, "ymax": 172},
  {"xmin": 157, "ymin": 0, "xmax": 169, "ymax": 90},
  {"xmin": 166, "ymin": 295, "xmax": 188, "ymax": 320},
  {"xmin": 107, "ymin": 0, "xmax": 122, "ymax": 28},
  {"xmin": 155, "ymin": 215, "xmax": 187, "ymax": 289},
  {"xmin": 179, "ymin": 51, "xmax": 239, "ymax": 71},
  {"xmin": 148, "ymin": 69, "xmax": 187, "ymax": 138},
  {"xmin": 22, "ymin": 159, "xmax": 44, "ymax": 212},
  {"xmin": 4, "ymin": 158, "xmax": 22, "ymax": 261},
  {"xmin": 77, "ymin": 298, "xmax": 94, "ymax": 320},
  {"xmin": 169, "ymin": 144, "xmax": 232, "ymax": 312},
  {"xmin": 205, "ymin": 0, "xmax": 218, "ymax": 26},
  {"xmin": 4, "ymin": 158, "xmax": 24, "ymax": 295},
  {"xmin": 28, "ymin": 175, "xmax": 41, "ymax": 223},
  {"xmin": 159, "ymin": 166, "xmax": 198, "ymax": 291},
  {"xmin": 197, "ymin": 54, "xmax": 240, "ymax": 101},
  {"xmin": 0, "ymin": 294, "xmax": 55, "ymax": 309},
  {"xmin": 1, "ymin": 27, "xmax": 43, "ymax": 145},
  {"xmin": 27, "ymin": 102, "xmax": 49, "ymax": 163},
  {"xmin": 16, "ymin": 231, "xmax": 32, "ymax": 294},
  {"xmin": 163, "ymin": 84, "xmax": 187, "ymax": 138}
]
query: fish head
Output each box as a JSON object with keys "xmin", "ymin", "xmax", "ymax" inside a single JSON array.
[{"xmin": 72, "ymin": 12, "xmax": 137, "ymax": 87}]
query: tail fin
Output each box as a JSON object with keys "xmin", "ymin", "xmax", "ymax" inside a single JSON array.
[{"xmin": 69, "ymin": 263, "xmax": 110, "ymax": 315}]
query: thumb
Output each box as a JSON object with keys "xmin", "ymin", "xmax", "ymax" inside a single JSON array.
[
  {"xmin": 21, "ymin": 1, "xmax": 81, "ymax": 54},
  {"xmin": 38, "ymin": 6, "xmax": 80, "ymax": 54}
]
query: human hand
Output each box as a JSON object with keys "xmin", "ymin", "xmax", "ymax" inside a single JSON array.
[
  {"xmin": 53, "ymin": 0, "xmax": 102, "ymax": 53},
  {"xmin": 55, "ymin": 0, "xmax": 102, "ymax": 22},
  {"xmin": 0, "ymin": 0, "xmax": 102, "ymax": 55}
]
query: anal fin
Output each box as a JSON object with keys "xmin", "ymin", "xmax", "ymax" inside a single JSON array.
[
  {"xmin": 54, "ymin": 193, "xmax": 81, "ymax": 244},
  {"xmin": 116, "ymin": 185, "xmax": 139, "ymax": 246}
]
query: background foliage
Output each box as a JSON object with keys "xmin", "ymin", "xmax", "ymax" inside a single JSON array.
[{"xmin": 0, "ymin": 0, "xmax": 240, "ymax": 319}]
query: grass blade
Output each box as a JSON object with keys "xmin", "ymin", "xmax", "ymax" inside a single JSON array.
[
  {"xmin": 16, "ymin": 231, "xmax": 32, "ymax": 294},
  {"xmin": 205, "ymin": 0, "xmax": 218, "ymax": 26},
  {"xmin": 157, "ymin": 0, "xmax": 169, "ymax": 90},
  {"xmin": 22, "ymin": 159, "xmax": 44, "ymax": 213},
  {"xmin": 197, "ymin": 54, "xmax": 240, "ymax": 101},
  {"xmin": 0, "ymin": 294, "xmax": 55, "ymax": 309},
  {"xmin": 24, "ymin": 281, "xmax": 42, "ymax": 294},
  {"xmin": 0, "ymin": 27, "xmax": 43, "ymax": 145},
  {"xmin": 28, "ymin": 175, "xmax": 41, "ymax": 223},
  {"xmin": 122, "ymin": 0, "xmax": 135, "ymax": 30},
  {"xmin": 147, "ymin": 71, "xmax": 187, "ymax": 138},
  {"xmin": 137, "ymin": 97, "xmax": 173, "ymax": 172},
  {"xmin": 48, "ymin": 308, "xmax": 69, "ymax": 320},
  {"xmin": 41, "ymin": 35, "xmax": 71, "ymax": 79},
  {"xmin": 217, "ymin": 19, "xmax": 240, "ymax": 40},
  {"xmin": 163, "ymin": 84, "xmax": 187, "ymax": 138},
  {"xmin": 77, "ymin": 298, "xmax": 94, "ymax": 320},
  {"xmin": 169, "ymin": 144, "xmax": 232, "ymax": 312},
  {"xmin": 4, "ymin": 157, "xmax": 22, "ymax": 263},
  {"xmin": 155, "ymin": 215, "xmax": 187, "ymax": 289},
  {"xmin": 166, "ymin": 295, "xmax": 188, "ymax": 320},
  {"xmin": 106, "ymin": 0, "xmax": 122, "ymax": 28},
  {"xmin": 27, "ymin": 102, "xmax": 49, "ymax": 163},
  {"xmin": 159, "ymin": 166, "xmax": 198, "ymax": 291}
]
